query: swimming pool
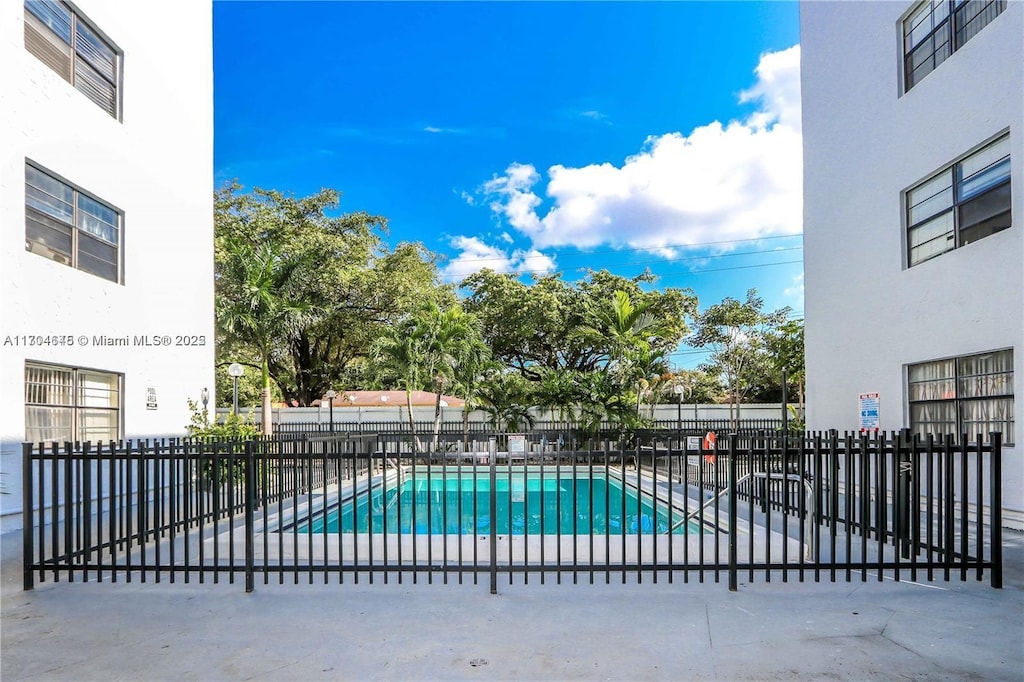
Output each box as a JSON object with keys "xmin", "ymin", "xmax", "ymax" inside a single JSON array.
[{"xmin": 295, "ymin": 467, "xmax": 702, "ymax": 535}]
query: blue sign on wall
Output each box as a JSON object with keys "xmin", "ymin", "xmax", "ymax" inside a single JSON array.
[{"xmin": 859, "ymin": 392, "xmax": 879, "ymax": 431}]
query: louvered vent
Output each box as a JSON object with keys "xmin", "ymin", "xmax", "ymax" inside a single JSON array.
[
  {"xmin": 24, "ymin": 10, "xmax": 72, "ymax": 82},
  {"xmin": 74, "ymin": 59, "xmax": 116, "ymax": 117}
]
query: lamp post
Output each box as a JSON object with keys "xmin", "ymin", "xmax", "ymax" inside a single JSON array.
[
  {"xmin": 673, "ymin": 383, "xmax": 686, "ymax": 448},
  {"xmin": 324, "ymin": 389, "xmax": 337, "ymax": 432},
  {"xmin": 781, "ymin": 368, "xmax": 788, "ymax": 435},
  {"xmin": 347, "ymin": 394, "xmax": 358, "ymax": 430},
  {"xmin": 227, "ymin": 363, "xmax": 244, "ymax": 418}
]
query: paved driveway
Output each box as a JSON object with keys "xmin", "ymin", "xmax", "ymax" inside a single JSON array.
[{"xmin": 2, "ymin": 529, "xmax": 1022, "ymax": 681}]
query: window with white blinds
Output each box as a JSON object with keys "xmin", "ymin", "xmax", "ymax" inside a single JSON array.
[
  {"xmin": 25, "ymin": 362, "xmax": 121, "ymax": 444},
  {"xmin": 908, "ymin": 349, "xmax": 1014, "ymax": 444},
  {"xmin": 24, "ymin": 0, "xmax": 120, "ymax": 119},
  {"xmin": 25, "ymin": 162, "xmax": 121, "ymax": 282}
]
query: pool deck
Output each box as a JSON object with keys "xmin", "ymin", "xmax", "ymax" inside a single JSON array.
[{"xmin": 2, "ymin": 526, "xmax": 1022, "ymax": 681}]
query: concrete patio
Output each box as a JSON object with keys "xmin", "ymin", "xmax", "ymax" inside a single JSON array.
[{"xmin": 2, "ymin": 527, "xmax": 1022, "ymax": 681}]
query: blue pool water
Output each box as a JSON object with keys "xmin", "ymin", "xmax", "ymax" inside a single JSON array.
[{"xmin": 297, "ymin": 468, "xmax": 701, "ymax": 535}]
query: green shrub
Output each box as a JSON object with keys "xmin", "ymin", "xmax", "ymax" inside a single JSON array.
[{"xmin": 185, "ymin": 399, "xmax": 259, "ymax": 440}]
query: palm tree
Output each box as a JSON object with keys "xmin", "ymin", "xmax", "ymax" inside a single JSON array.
[
  {"xmin": 217, "ymin": 238, "xmax": 315, "ymax": 435},
  {"xmin": 370, "ymin": 316, "xmax": 428, "ymax": 451},
  {"xmin": 370, "ymin": 302, "xmax": 488, "ymax": 452},
  {"xmin": 477, "ymin": 371, "xmax": 535, "ymax": 433},
  {"xmin": 451, "ymin": 343, "xmax": 494, "ymax": 451},
  {"xmin": 621, "ymin": 345, "xmax": 670, "ymax": 421},
  {"xmin": 534, "ymin": 367, "xmax": 584, "ymax": 426},
  {"xmin": 418, "ymin": 303, "xmax": 486, "ymax": 451},
  {"xmin": 577, "ymin": 290, "xmax": 673, "ymax": 425}
]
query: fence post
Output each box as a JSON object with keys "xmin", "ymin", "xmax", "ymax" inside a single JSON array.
[
  {"xmin": 759, "ymin": 430, "xmax": 768, "ymax": 514},
  {"xmin": 22, "ymin": 443, "xmax": 34, "ymax": 591},
  {"xmin": 897, "ymin": 430, "xmax": 912, "ymax": 559},
  {"xmin": 989, "ymin": 432, "xmax": 1002, "ymax": 589},
  {"xmin": 244, "ymin": 440, "xmax": 255, "ymax": 593},
  {"xmin": 728, "ymin": 433, "xmax": 738, "ymax": 592},
  {"xmin": 489, "ymin": 437, "xmax": 498, "ymax": 595}
]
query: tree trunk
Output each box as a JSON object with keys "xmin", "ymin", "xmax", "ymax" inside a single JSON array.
[
  {"xmin": 405, "ymin": 389, "xmax": 419, "ymax": 453},
  {"xmin": 799, "ymin": 379, "xmax": 805, "ymax": 423},
  {"xmin": 432, "ymin": 392, "xmax": 443, "ymax": 452},
  {"xmin": 261, "ymin": 357, "xmax": 273, "ymax": 436}
]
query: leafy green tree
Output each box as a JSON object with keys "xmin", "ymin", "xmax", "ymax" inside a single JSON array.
[
  {"xmin": 476, "ymin": 371, "xmax": 536, "ymax": 432},
  {"xmin": 461, "ymin": 269, "xmax": 695, "ymax": 426},
  {"xmin": 577, "ymin": 289, "xmax": 674, "ymax": 422},
  {"xmin": 689, "ymin": 288, "xmax": 790, "ymax": 428},
  {"xmin": 217, "ymin": 237, "xmax": 316, "ymax": 433},
  {"xmin": 668, "ymin": 368, "xmax": 725, "ymax": 406},
  {"xmin": 461, "ymin": 270, "xmax": 592, "ymax": 379},
  {"xmin": 417, "ymin": 302, "xmax": 487, "ymax": 450},
  {"xmin": 766, "ymin": 318, "xmax": 805, "ymax": 417},
  {"xmin": 533, "ymin": 367, "xmax": 588, "ymax": 424},
  {"xmin": 369, "ymin": 301, "xmax": 487, "ymax": 450},
  {"xmin": 448, "ymin": 336, "xmax": 494, "ymax": 448},
  {"xmin": 369, "ymin": 314, "xmax": 430, "ymax": 450},
  {"xmin": 215, "ymin": 183, "xmax": 451, "ymax": 408},
  {"xmin": 462, "ymin": 269, "xmax": 695, "ymax": 381}
]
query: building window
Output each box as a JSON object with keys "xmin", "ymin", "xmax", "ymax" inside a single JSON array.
[
  {"xmin": 903, "ymin": 0, "xmax": 1006, "ymax": 91},
  {"xmin": 25, "ymin": 162, "xmax": 121, "ymax": 283},
  {"xmin": 906, "ymin": 134, "xmax": 1011, "ymax": 267},
  {"xmin": 23, "ymin": 0, "xmax": 120, "ymax": 118},
  {"xmin": 908, "ymin": 349, "xmax": 1014, "ymax": 445},
  {"xmin": 25, "ymin": 362, "xmax": 121, "ymax": 444}
]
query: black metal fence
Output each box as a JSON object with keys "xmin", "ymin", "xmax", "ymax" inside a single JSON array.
[
  {"xmin": 22, "ymin": 430, "xmax": 1003, "ymax": 593},
  {"xmin": 267, "ymin": 418, "xmax": 785, "ymax": 437}
]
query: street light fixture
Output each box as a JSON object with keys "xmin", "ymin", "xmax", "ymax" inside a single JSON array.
[
  {"xmin": 324, "ymin": 389, "xmax": 337, "ymax": 432},
  {"xmin": 347, "ymin": 394, "xmax": 359, "ymax": 429},
  {"xmin": 673, "ymin": 383, "xmax": 686, "ymax": 446},
  {"xmin": 227, "ymin": 363, "xmax": 244, "ymax": 417}
]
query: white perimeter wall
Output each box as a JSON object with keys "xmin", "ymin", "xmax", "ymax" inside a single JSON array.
[
  {"xmin": 800, "ymin": 1, "xmax": 1023, "ymax": 524},
  {"xmin": 220, "ymin": 403, "xmax": 791, "ymax": 426},
  {"xmin": 0, "ymin": 0, "xmax": 215, "ymax": 530}
]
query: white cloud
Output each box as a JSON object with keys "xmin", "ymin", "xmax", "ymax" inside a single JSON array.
[
  {"xmin": 481, "ymin": 45, "xmax": 802, "ymax": 253},
  {"xmin": 440, "ymin": 235, "xmax": 556, "ymax": 282},
  {"xmin": 783, "ymin": 272, "xmax": 804, "ymax": 299},
  {"xmin": 423, "ymin": 125, "xmax": 467, "ymax": 135}
]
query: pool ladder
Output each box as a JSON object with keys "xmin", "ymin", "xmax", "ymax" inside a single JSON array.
[{"xmin": 665, "ymin": 473, "xmax": 752, "ymax": 534}]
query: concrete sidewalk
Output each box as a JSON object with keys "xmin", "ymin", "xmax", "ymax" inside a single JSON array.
[{"xmin": 2, "ymin": 529, "xmax": 1022, "ymax": 681}]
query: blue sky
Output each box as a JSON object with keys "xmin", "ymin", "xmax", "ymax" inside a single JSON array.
[{"xmin": 214, "ymin": 1, "xmax": 803, "ymax": 368}]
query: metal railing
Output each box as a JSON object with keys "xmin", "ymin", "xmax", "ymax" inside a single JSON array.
[
  {"xmin": 267, "ymin": 418, "xmax": 784, "ymax": 437},
  {"xmin": 21, "ymin": 430, "xmax": 1003, "ymax": 592}
]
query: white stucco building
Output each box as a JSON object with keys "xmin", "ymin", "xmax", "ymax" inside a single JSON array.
[
  {"xmin": 0, "ymin": 0, "xmax": 214, "ymax": 531},
  {"xmin": 801, "ymin": 1, "xmax": 1022, "ymax": 526}
]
